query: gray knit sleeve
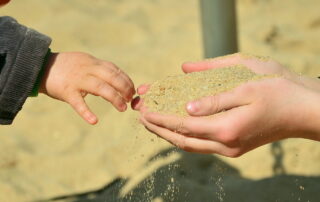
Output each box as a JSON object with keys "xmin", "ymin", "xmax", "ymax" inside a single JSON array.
[{"xmin": 0, "ymin": 16, "xmax": 52, "ymax": 125}]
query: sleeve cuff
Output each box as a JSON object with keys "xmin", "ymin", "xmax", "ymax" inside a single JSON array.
[
  {"xmin": 29, "ymin": 48, "xmax": 52, "ymax": 97},
  {"xmin": 0, "ymin": 25, "xmax": 51, "ymax": 124}
]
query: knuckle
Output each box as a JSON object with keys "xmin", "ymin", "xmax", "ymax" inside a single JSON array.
[
  {"xmin": 175, "ymin": 118, "xmax": 187, "ymax": 134},
  {"xmin": 114, "ymin": 95, "xmax": 125, "ymax": 105},
  {"xmin": 110, "ymin": 67, "xmax": 122, "ymax": 77},
  {"xmin": 218, "ymin": 127, "xmax": 239, "ymax": 145},
  {"xmin": 236, "ymin": 83, "xmax": 256, "ymax": 96},
  {"xmin": 176, "ymin": 135, "xmax": 188, "ymax": 150},
  {"xmin": 109, "ymin": 69, "xmax": 124, "ymax": 86},
  {"xmin": 106, "ymin": 89, "xmax": 119, "ymax": 100},
  {"xmin": 62, "ymin": 83, "xmax": 72, "ymax": 92},
  {"xmin": 209, "ymin": 95, "xmax": 220, "ymax": 113},
  {"xmin": 101, "ymin": 63, "xmax": 122, "ymax": 79},
  {"xmin": 95, "ymin": 81, "xmax": 106, "ymax": 91}
]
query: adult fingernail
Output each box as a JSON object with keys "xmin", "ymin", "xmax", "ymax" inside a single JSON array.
[{"xmin": 187, "ymin": 102, "xmax": 199, "ymax": 113}]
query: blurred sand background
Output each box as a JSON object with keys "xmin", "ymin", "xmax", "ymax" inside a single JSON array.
[{"xmin": 1, "ymin": 0, "xmax": 320, "ymax": 201}]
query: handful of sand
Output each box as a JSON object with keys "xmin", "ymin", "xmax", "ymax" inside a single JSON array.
[{"xmin": 142, "ymin": 65, "xmax": 270, "ymax": 116}]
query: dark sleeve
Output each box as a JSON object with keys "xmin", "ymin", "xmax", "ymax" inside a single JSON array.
[{"xmin": 0, "ymin": 16, "xmax": 52, "ymax": 125}]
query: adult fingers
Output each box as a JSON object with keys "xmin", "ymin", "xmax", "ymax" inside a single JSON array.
[
  {"xmin": 181, "ymin": 53, "xmax": 240, "ymax": 73},
  {"xmin": 181, "ymin": 52, "xmax": 270, "ymax": 74},
  {"xmin": 144, "ymin": 104, "xmax": 256, "ymax": 150},
  {"xmin": 67, "ymin": 92, "xmax": 98, "ymax": 125},
  {"xmin": 143, "ymin": 112, "xmax": 220, "ymax": 139},
  {"xmin": 93, "ymin": 62, "xmax": 135, "ymax": 102},
  {"xmin": 140, "ymin": 116, "xmax": 229, "ymax": 154},
  {"xmin": 186, "ymin": 88, "xmax": 250, "ymax": 116},
  {"xmin": 81, "ymin": 76, "xmax": 127, "ymax": 112}
]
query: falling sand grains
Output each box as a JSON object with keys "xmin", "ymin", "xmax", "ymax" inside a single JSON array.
[{"xmin": 142, "ymin": 65, "xmax": 274, "ymax": 116}]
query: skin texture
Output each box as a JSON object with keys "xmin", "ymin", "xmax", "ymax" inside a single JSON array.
[
  {"xmin": 133, "ymin": 53, "xmax": 320, "ymax": 157},
  {"xmin": 40, "ymin": 52, "xmax": 135, "ymax": 125}
]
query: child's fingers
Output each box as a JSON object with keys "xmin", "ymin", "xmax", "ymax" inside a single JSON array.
[
  {"xmin": 94, "ymin": 63, "xmax": 135, "ymax": 101},
  {"xmin": 137, "ymin": 84, "xmax": 150, "ymax": 95},
  {"xmin": 81, "ymin": 77, "xmax": 127, "ymax": 112},
  {"xmin": 108, "ymin": 62, "xmax": 135, "ymax": 91},
  {"xmin": 67, "ymin": 93, "xmax": 98, "ymax": 125},
  {"xmin": 100, "ymin": 61, "xmax": 134, "ymax": 86}
]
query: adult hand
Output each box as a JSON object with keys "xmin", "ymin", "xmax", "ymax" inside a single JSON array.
[{"xmin": 134, "ymin": 53, "xmax": 320, "ymax": 157}]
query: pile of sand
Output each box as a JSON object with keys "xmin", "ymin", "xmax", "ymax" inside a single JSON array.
[{"xmin": 143, "ymin": 65, "xmax": 269, "ymax": 115}]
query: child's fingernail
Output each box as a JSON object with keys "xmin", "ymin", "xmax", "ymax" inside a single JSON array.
[
  {"xmin": 187, "ymin": 102, "xmax": 199, "ymax": 113},
  {"xmin": 91, "ymin": 118, "xmax": 97, "ymax": 124},
  {"xmin": 87, "ymin": 114, "xmax": 97, "ymax": 124}
]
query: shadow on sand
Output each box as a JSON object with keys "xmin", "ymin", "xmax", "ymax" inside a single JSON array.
[{"xmin": 44, "ymin": 147, "xmax": 320, "ymax": 202}]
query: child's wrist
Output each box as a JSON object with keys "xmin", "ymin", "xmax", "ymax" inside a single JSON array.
[
  {"xmin": 38, "ymin": 51, "xmax": 59, "ymax": 95},
  {"xmin": 29, "ymin": 48, "xmax": 52, "ymax": 97}
]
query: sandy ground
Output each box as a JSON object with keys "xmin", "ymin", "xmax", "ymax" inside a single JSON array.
[{"xmin": 0, "ymin": 0, "xmax": 320, "ymax": 201}]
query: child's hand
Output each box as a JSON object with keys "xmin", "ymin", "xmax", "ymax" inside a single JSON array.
[{"xmin": 39, "ymin": 52, "xmax": 135, "ymax": 125}]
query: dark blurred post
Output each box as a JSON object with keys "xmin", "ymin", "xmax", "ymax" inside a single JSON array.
[{"xmin": 200, "ymin": 0, "xmax": 238, "ymax": 58}]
